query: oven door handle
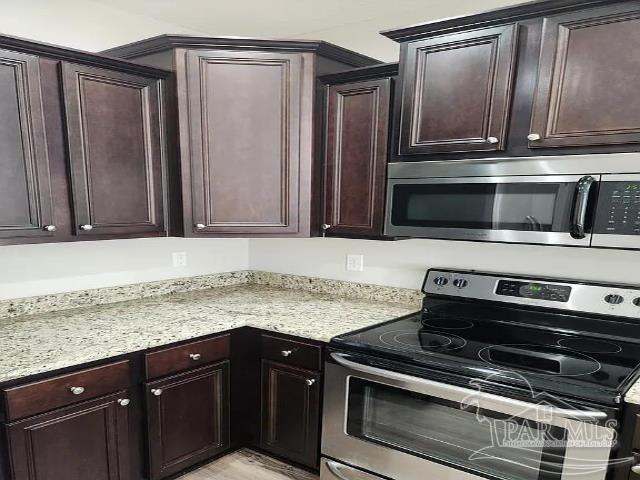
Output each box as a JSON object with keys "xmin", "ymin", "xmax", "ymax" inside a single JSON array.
[
  {"xmin": 325, "ymin": 460, "xmax": 386, "ymax": 480},
  {"xmin": 331, "ymin": 352, "xmax": 607, "ymax": 420},
  {"xmin": 570, "ymin": 175, "xmax": 596, "ymax": 239}
]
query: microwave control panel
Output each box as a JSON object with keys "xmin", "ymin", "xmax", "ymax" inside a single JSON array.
[{"xmin": 594, "ymin": 181, "xmax": 640, "ymax": 235}]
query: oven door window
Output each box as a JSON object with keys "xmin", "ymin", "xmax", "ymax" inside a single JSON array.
[
  {"xmin": 390, "ymin": 182, "xmax": 575, "ymax": 232},
  {"xmin": 346, "ymin": 378, "xmax": 567, "ymax": 480}
]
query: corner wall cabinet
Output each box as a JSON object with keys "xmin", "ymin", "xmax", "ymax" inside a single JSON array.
[{"xmin": 103, "ymin": 36, "xmax": 380, "ymax": 238}]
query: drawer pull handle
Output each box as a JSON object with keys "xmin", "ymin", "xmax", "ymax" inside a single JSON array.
[
  {"xmin": 281, "ymin": 350, "xmax": 293, "ymax": 357},
  {"xmin": 189, "ymin": 353, "xmax": 202, "ymax": 361},
  {"xmin": 305, "ymin": 379, "xmax": 316, "ymax": 386},
  {"xmin": 69, "ymin": 386, "xmax": 85, "ymax": 395},
  {"xmin": 151, "ymin": 388, "xmax": 163, "ymax": 396},
  {"xmin": 117, "ymin": 398, "xmax": 130, "ymax": 407}
]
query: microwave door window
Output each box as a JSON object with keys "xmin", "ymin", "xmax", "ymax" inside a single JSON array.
[{"xmin": 492, "ymin": 185, "xmax": 559, "ymax": 231}]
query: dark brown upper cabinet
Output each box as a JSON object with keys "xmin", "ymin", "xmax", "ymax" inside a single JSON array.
[
  {"xmin": 6, "ymin": 392, "xmax": 131, "ymax": 480},
  {"xmin": 146, "ymin": 362, "xmax": 230, "ymax": 480},
  {"xmin": 399, "ymin": 25, "xmax": 517, "ymax": 155},
  {"xmin": 0, "ymin": 49, "xmax": 55, "ymax": 240},
  {"xmin": 61, "ymin": 63, "xmax": 166, "ymax": 237},
  {"xmin": 101, "ymin": 36, "xmax": 380, "ymax": 238},
  {"xmin": 321, "ymin": 64, "xmax": 396, "ymax": 237},
  {"xmin": 529, "ymin": 3, "xmax": 640, "ymax": 148},
  {"xmin": 183, "ymin": 50, "xmax": 304, "ymax": 236}
]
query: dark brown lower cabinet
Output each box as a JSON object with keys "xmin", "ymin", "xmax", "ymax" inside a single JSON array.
[
  {"xmin": 6, "ymin": 392, "xmax": 131, "ymax": 480},
  {"xmin": 260, "ymin": 360, "xmax": 321, "ymax": 468},
  {"xmin": 146, "ymin": 362, "xmax": 230, "ymax": 480}
]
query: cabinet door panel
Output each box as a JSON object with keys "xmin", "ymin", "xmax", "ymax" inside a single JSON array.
[
  {"xmin": 185, "ymin": 50, "xmax": 302, "ymax": 235},
  {"xmin": 146, "ymin": 362, "xmax": 229, "ymax": 479},
  {"xmin": 6, "ymin": 392, "xmax": 130, "ymax": 480},
  {"xmin": 260, "ymin": 360, "xmax": 320, "ymax": 468},
  {"xmin": 530, "ymin": 5, "xmax": 640, "ymax": 148},
  {"xmin": 61, "ymin": 63, "xmax": 165, "ymax": 236},
  {"xmin": 324, "ymin": 78, "xmax": 391, "ymax": 236},
  {"xmin": 400, "ymin": 24, "xmax": 517, "ymax": 155},
  {"xmin": 0, "ymin": 49, "xmax": 54, "ymax": 239}
]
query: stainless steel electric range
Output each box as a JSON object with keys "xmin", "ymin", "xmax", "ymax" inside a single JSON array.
[{"xmin": 321, "ymin": 269, "xmax": 640, "ymax": 480}]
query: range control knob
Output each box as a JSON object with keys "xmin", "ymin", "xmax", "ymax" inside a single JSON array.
[
  {"xmin": 604, "ymin": 294, "xmax": 624, "ymax": 305},
  {"xmin": 633, "ymin": 297, "xmax": 640, "ymax": 307},
  {"xmin": 453, "ymin": 278, "xmax": 468, "ymax": 289},
  {"xmin": 433, "ymin": 276, "xmax": 448, "ymax": 286}
]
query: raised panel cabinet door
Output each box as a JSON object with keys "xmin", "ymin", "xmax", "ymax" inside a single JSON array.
[
  {"xmin": 146, "ymin": 362, "xmax": 230, "ymax": 480},
  {"xmin": 61, "ymin": 63, "xmax": 165, "ymax": 236},
  {"xmin": 530, "ymin": 4, "xmax": 640, "ymax": 148},
  {"xmin": 0, "ymin": 49, "xmax": 55, "ymax": 240},
  {"xmin": 324, "ymin": 78, "xmax": 391, "ymax": 237},
  {"xmin": 399, "ymin": 24, "xmax": 517, "ymax": 155},
  {"xmin": 185, "ymin": 50, "xmax": 303, "ymax": 235},
  {"xmin": 260, "ymin": 360, "xmax": 320, "ymax": 468},
  {"xmin": 6, "ymin": 391, "xmax": 131, "ymax": 480}
]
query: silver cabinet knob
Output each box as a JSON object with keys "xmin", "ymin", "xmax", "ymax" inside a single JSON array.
[
  {"xmin": 43, "ymin": 225, "xmax": 57, "ymax": 232},
  {"xmin": 79, "ymin": 224, "xmax": 93, "ymax": 231},
  {"xmin": 305, "ymin": 379, "xmax": 316, "ymax": 386},
  {"xmin": 281, "ymin": 350, "xmax": 292, "ymax": 357},
  {"xmin": 117, "ymin": 398, "xmax": 130, "ymax": 407},
  {"xmin": 69, "ymin": 386, "xmax": 85, "ymax": 395},
  {"xmin": 487, "ymin": 136, "xmax": 499, "ymax": 144},
  {"xmin": 151, "ymin": 388, "xmax": 163, "ymax": 396},
  {"xmin": 189, "ymin": 353, "xmax": 201, "ymax": 361},
  {"xmin": 194, "ymin": 223, "xmax": 206, "ymax": 230},
  {"xmin": 632, "ymin": 465, "xmax": 640, "ymax": 474},
  {"xmin": 321, "ymin": 224, "xmax": 331, "ymax": 230},
  {"xmin": 527, "ymin": 133, "xmax": 541, "ymax": 141}
]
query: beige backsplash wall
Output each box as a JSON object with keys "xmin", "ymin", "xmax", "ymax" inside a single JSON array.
[
  {"xmin": 1, "ymin": 236, "xmax": 637, "ymax": 301},
  {"xmin": 248, "ymin": 238, "xmax": 640, "ymax": 290}
]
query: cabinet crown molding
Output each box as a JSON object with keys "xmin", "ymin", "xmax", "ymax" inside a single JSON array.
[
  {"xmin": 100, "ymin": 34, "xmax": 381, "ymax": 67},
  {"xmin": 319, "ymin": 62, "xmax": 399, "ymax": 85},
  {"xmin": 380, "ymin": 0, "xmax": 633, "ymax": 41}
]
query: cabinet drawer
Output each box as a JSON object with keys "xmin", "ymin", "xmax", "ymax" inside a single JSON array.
[
  {"xmin": 145, "ymin": 334, "xmax": 230, "ymax": 380},
  {"xmin": 3, "ymin": 360, "xmax": 130, "ymax": 421},
  {"xmin": 260, "ymin": 334, "xmax": 322, "ymax": 371}
]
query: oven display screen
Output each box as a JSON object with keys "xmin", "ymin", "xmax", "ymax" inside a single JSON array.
[{"xmin": 496, "ymin": 280, "xmax": 571, "ymax": 302}]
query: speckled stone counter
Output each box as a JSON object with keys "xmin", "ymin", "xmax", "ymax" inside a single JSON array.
[
  {"xmin": 624, "ymin": 379, "xmax": 640, "ymax": 405},
  {"xmin": 0, "ymin": 274, "xmax": 421, "ymax": 384}
]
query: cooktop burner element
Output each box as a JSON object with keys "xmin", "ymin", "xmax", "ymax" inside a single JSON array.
[
  {"xmin": 557, "ymin": 338, "xmax": 623, "ymax": 354},
  {"xmin": 478, "ymin": 344, "xmax": 601, "ymax": 377},
  {"xmin": 379, "ymin": 330, "xmax": 466, "ymax": 353},
  {"xmin": 331, "ymin": 269, "xmax": 640, "ymax": 406}
]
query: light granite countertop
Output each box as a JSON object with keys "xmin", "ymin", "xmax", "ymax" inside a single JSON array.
[{"xmin": 0, "ymin": 282, "xmax": 419, "ymax": 384}]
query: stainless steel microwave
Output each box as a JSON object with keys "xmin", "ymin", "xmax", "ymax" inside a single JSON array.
[{"xmin": 385, "ymin": 153, "xmax": 640, "ymax": 249}]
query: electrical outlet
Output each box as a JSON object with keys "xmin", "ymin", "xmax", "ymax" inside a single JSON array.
[
  {"xmin": 172, "ymin": 252, "xmax": 188, "ymax": 268},
  {"xmin": 346, "ymin": 254, "xmax": 364, "ymax": 272}
]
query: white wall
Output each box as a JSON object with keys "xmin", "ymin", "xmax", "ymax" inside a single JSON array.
[
  {"xmin": 249, "ymin": 238, "xmax": 640, "ymax": 291},
  {"xmin": 0, "ymin": 238, "xmax": 249, "ymax": 300}
]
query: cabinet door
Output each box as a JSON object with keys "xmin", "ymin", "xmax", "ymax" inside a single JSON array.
[
  {"xmin": 61, "ymin": 63, "xmax": 165, "ymax": 236},
  {"xmin": 324, "ymin": 78, "xmax": 391, "ymax": 237},
  {"xmin": 146, "ymin": 362, "xmax": 229, "ymax": 480},
  {"xmin": 6, "ymin": 392, "xmax": 130, "ymax": 480},
  {"xmin": 260, "ymin": 360, "xmax": 320, "ymax": 468},
  {"xmin": 0, "ymin": 49, "xmax": 55, "ymax": 240},
  {"xmin": 399, "ymin": 24, "xmax": 517, "ymax": 155},
  {"xmin": 184, "ymin": 50, "xmax": 303, "ymax": 235},
  {"xmin": 530, "ymin": 4, "xmax": 640, "ymax": 148}
]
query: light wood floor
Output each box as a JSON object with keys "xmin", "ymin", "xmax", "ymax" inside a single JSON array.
[{"xmin": 180, "ymin": 449, "xmax": 319, "ymax": 480}]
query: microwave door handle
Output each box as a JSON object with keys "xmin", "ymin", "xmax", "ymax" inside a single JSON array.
[
  {"xmin": 330, "ymin": 352, "xmax": 607, "ymax": 420},
  {"xmin": 570, "ymin": 175, "xmax": 596, "ymax": 239}
]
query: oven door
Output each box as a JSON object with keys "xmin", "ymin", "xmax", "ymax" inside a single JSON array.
[
  {"xmin": 322, "ymin": 352, "xmax": 615, "ymax": 480},
  {"xmin": 385, "ymin": 175, "xmax": 597, "ymax": 246}
]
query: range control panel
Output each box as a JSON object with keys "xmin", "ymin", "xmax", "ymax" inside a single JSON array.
[
  {"xmin": 496, "ymin": 280, "xmax": 571, "ymax": 303},
  {"xmin": 423, "ymin": 270, "xmax": 640, "ymax": 319},
  {"xmin": 594, "ymin": 181, "xmax": 640, "ymax": 235}
]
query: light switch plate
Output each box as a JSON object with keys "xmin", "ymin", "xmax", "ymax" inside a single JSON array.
[
  {"xmin": 172, "ymin": 252, "xmax": 188, "ymax": 267},
  {"xmin": 346, "ymin": 254, "xmax": 364, "ymax": 272}
]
